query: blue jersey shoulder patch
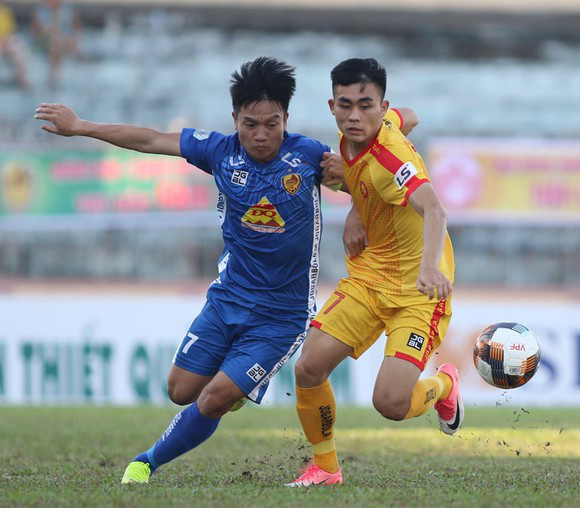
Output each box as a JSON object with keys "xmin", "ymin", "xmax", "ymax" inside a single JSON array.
[{"xmin": 180, "ymin": 129, "xmax": 234, "ymax": 174}]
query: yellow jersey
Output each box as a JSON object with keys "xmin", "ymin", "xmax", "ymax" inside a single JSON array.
[{"xmin": 340, "ymin": 108, "xmax": 455, "ymax": 303}]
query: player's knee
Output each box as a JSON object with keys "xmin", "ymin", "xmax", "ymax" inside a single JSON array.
[
  {"xmin": 197, "ymin": 384, "xmax": 237, "ymax": 418},
  {"xmin": 372, "ymin": 393, "xmax": 409, "ymax": 421},
  {"xmin": 294, "ymin": 356, "xmax": 327, "ymax": 387}
]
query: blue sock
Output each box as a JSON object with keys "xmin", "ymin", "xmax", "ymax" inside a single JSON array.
[{"xmin": 132, "ymin": 402, "xmax": 220, "ymax": 473}]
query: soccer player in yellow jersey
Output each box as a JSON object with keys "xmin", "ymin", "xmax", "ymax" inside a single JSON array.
[{"xmin": 287, "ymin": 58, "xmax": 462, "ymax": 487}]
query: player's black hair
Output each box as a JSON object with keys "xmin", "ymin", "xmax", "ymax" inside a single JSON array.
[
  {"xmin": 230, "ymin": 57, "xmax": 296, "ymax": 113},
  {"xmin": 330, "ymin": 58, "xmax": 387, "ymax": 99}
]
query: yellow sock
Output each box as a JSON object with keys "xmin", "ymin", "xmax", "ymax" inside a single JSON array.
[
  {"xmin": 404, "ymin": 372, "xmax": 452, "ymax": 419},
  {"xmin": 296, "ymin": 380, "xmax": 339, "ymax": 473},
  {"xmin": 437, "ymin": 371, "xmax": 453, "ymax": 401}
]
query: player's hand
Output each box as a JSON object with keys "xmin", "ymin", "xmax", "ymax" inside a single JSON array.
[
  {"xmin": 417, "ymin": 265, "xmax": 453, "ymax": 300},
  {"xmin": 321, "ymin": 152, "xmax": 343, "ymax": 188},
  {"xmin": 343, "ymin": 205, "xmax": 367, "ymax": 259},
  {"xmin": 35, "ymin": 103, "xmax": 84, "ymax": 137}
]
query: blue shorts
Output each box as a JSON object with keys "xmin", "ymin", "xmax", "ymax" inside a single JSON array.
[{"xmin": 173, "ymin": 297, "xmax": 309, "ymax": 403}]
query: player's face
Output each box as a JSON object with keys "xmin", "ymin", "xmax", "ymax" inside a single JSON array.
[
  {"xmin": 329, "ymin": 82, "xmax": 389, "ymax": 148},
  {"xmin": 233, "ymin": 101, "xmax": 288, "ymax": 163}
]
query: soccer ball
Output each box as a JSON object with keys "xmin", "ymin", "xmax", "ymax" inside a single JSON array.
[{"xmin": 473, "ymin": 322, "xmax": 541, "ymax": 389}]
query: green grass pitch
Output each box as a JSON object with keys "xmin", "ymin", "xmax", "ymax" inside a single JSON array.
[{"xmin": 0, "ymin": 405, "xmax": 579, "ymax": 507}]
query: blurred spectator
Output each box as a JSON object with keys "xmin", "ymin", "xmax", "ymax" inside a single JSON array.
[
  {"xmin": 32, "ymin": 0, "xmax": 82, "ymax": 89},
  {"xmin": 0, "ymin": 0, "xmax": 29, "ymax": 89}
]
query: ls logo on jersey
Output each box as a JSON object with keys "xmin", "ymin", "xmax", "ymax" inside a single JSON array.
[
  {"xmin": 229, "ymin": 155, "xmax": 245, "ymax": 167},
  {"xmin": 281, "ymin": 152, "xmax": 302, "ymax": 168},
  {"xmin": 241, "ymin": 196, "xmax": 286, "ymax": 233},
  {"xmin": 394, "ymin": 161, "xmax": 418, "ymax": 189},
  {"xmin": 282, "ymin": 173, "xmax": 302, "ymax": 195}
]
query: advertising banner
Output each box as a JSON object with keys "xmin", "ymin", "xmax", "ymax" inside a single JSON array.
[
  {"xmin": 428, "ymin": 139, "xmax": 580, "ymax": 223},
  {"xmin": 0, "ymin": 290, "xmax": 578, "ymax": 407},
  {"xmin": 0, "ymin": 149, "xmax": 350, "ymax": 227}
]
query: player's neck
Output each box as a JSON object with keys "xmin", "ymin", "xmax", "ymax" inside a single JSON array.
[
  {"xmin": 344, "ymin": 122, "xmax": 383, "ymax": 160},
  {"xmin": 344, "ymin": 130, "xmax": 379, "ymax": 160}
]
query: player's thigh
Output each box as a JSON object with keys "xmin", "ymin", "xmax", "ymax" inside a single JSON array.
[
  {"xmin": 373, "ymin": 355, "xmax": 421, "ymax": 406},
  {"xmin": 311, "ymin": 278, "xmax": 385, "ymax": 359},
  {"xmin": 171, "ymin": 300, "xmax": 232, "ymax": 400},
  {"xmin": 384, "ymin": 298, "xmax": 452, "ymax": 371}
]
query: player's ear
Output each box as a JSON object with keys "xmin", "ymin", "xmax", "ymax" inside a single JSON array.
[
  {"xmin": 328, "ymin": 99, "xmax": 335, "ymax": 115},
  {"xmin": 232, "ymin": 111, "xmax": 239, "ymax": 130},
  {"xmin": 381, "ymin": 100, "xmax": 389, "ymax": 116},
  {"xmin": 283, "ymin": 111, "xmax": 289, "ymax": 129}
]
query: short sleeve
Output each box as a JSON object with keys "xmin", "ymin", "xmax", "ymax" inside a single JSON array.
[
  {"xmin": 384, "ymin": 108, "xmax": 404, "ymax": 130},
  {"xmin": 292, "ymin": 136, "xmax": 332, "ymax": 181},
  {"xmin": 180, "ymin": 128, "xmax": 226, "ymax": 174},
  {"xmin": 370, "ymin": 142, "xmax": 430, "ymax": 207}
]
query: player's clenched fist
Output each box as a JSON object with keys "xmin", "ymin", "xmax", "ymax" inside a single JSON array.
[
  {"xmin": 34, "ymin": 103, "xmax": 84, "ymax": 137},
  {"xmin": 320, "ymin": 151, "xmax": 344, "ymax": 188}
]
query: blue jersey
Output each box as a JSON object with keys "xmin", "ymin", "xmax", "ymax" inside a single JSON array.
[{"xmin": 180, "ymin": 128, "xmax": 331, "ymax": 317}]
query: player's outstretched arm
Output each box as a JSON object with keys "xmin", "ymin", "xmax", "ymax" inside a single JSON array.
[
  {"xmin": 396, "ymin": 108, "xmax": 419, "ymax": 136},
  {"xmin": 35, "ymin": 103, "xmax": 181, "ymax": 156},
  {"xmin": 407, "ymin": 183, "xmax": 453, "ymax": 300}
]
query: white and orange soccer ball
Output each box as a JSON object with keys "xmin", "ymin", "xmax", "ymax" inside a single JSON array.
[{"xmin": 473, "ymin": 322, "xmax": 541, "ymax": 389}]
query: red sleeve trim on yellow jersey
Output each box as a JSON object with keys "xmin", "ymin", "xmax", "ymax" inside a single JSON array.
[
  {"xmin": 391, "ymin": 108, "xmax": 404, "ymax": 129},
  {"xmin": 310, "ymin": 319, "xmax": 323, "ymax": 329},
  {"xmin": 401, "ymin": 177, "xmax": 429, "ymax": 206},
  {"xmin": 370, "ymin": 140, "xmax": 404, "ymax": 175}
]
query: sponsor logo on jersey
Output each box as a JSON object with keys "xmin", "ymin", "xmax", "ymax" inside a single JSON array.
[
  {"xmin": 360, "ymin": 181, "xmax": 369, "ymax": 198},
  {"xmin": 281, "ymin": 152, "xmax": 302, "ymax": 168},
  {"xmin": 192, "ymin": 129, "xmax": 210, "ymax": 140},
  {"xmin": 231, "ymin": 169, "xmax": 248, "ymax": 187},
  {"xmin": 394, "ymin": 161, "xmax": 418, "ymax": 189},
  {"xmin": 246, "ymin": 363, "xmax": 266, "ymax": 382},
  {"xmin": 282, "ymin": 173, "xmax": 302, "ymax": 195},
  {"xmin": 216, "ymin": 191, "xmax": 226, "ymax": 225},
  {"xmin": 407, "ymin": 332, "xmax": 425, "ymax": 351},
  {"xmin": 241, "ymin": 196, "xmax": 286, "ymax": 233},
  {"xmin": 229, "ymin": 155, "xmax": 245, "ymax": 167}
]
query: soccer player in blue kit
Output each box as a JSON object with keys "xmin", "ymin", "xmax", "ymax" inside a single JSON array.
[{"xmin": 35, "ymin": 57, "xmax": 341, "ymax": 483}]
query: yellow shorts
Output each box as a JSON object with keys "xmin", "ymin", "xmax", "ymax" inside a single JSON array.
[{"xmin": 311, "ymin": 277, "xmax": 452, "ymax": 370}]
